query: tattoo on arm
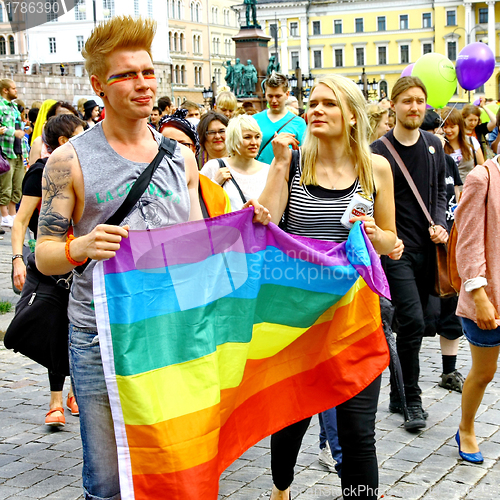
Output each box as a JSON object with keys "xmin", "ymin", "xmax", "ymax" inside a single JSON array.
[{"xmin": 38, "ymin": 157, "xmax": 73, "ymax": 239}]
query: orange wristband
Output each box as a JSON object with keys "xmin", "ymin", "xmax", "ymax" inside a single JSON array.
[{"xmin": 65, "ymin": 235, "xmax": 88, "ymax": 267}]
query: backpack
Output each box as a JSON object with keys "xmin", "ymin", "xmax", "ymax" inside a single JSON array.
[{"xmin": 447, "ymin": 163, "xmax": 491, "ymax": 293}]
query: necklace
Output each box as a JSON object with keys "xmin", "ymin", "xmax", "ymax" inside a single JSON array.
[{"xmin": 320, "ymin": 162, "xmax": 348, "ymax": 190}]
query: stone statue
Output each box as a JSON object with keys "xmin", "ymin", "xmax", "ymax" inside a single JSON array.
[
  {"xmin": 267, "ymin": 55, "xmax": 280, "ymax": 76},
  {"xmin": 243, "ymin": 60, "xmax": 258, "ymax": 96},
  {"xmin": 232, "ymin": 58, "xmax": 244, "ymax": 96},
  {"xmin": 224, "ymin": 60, "xmax": 234, "ymax": 92},
  {"xmin": 244, "ymin": 0, "xmax": 258, "ymax": 27}
]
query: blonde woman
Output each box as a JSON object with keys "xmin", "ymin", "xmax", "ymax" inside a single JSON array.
[
  {"xmin": 201, "ymin": 114, "xmax": 269, "ymax": 211},
  {"xmin": 260, "ymin": 75, "xmax": 397, "ymax": 500},
  {"xmin": 366, "ymin": 103, "xmax": 390, "ymax": 144}
]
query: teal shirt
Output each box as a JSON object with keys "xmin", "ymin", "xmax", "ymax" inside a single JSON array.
[{"xmin": 254, "ymin": 110, "xmax": 306, "ymax": 165}]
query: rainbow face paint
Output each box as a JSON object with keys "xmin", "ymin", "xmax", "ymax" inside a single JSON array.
[{"xmin": 107, "ymin": 69, "xmax": 156, "ymax": 85}]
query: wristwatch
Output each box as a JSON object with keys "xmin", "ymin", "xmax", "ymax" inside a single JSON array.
[{"xmin": 12, "ymin": 254, "xmax": 23, "ymax": 261}]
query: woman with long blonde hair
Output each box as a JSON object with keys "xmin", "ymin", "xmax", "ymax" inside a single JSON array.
[
  {"xmin": 366, "ymin": 103, "xmax": 390, "ymax": 144},
  {"xmin": 259, "ymin": 75, "xmax": 397, "ymax": 500}
]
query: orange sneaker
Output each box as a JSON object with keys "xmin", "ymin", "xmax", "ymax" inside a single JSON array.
[
  {"xmin": 45, "ymin": 407, "xmax": 65, "ymax": 427},
  {"xmin": 66, "ymin": 395, "xmax": 79, "ymax": 416}
]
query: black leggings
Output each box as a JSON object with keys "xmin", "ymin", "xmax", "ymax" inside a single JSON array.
[
  {"xmin": 271, "ymin": 375, "xmax": 381, "ymax": 499},
  {"xmin": 48, "ymin": 371, "xmax": 65, "ymax": 392}
]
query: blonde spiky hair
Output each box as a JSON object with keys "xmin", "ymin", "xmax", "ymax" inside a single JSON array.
[{"xmin": 83, "ymin": 16, "xmax": 156, "ymax": 81}]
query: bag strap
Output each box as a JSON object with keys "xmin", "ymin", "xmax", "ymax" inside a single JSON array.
[
  {"xmin": 279, "ymin": 149, "xmax": 300, "ymax": 231},
  {"xmin": 380, "ymin": 135, "xmax": 434, "ymax": 227},
  {"xmin": 74, "ymin": 136, "xmax": 177, "ymax": 274},
  {"xmin": 217, "ymin": 158, "xmax": 247, "ymax": 205},
  {"xmin": 256, "ymin": 115, "xmax": 297, "ymax": 161}
]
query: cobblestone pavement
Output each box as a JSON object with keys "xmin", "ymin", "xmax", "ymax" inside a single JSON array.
[{"xmin": 0, "ymin": 231, "xmax": 499, "ymax": 499}]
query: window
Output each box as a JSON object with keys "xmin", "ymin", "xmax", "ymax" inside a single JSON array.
[
  {"xmin": 422, "ymin": 12, "xmax": 431, "ymax": 28},
  {"xmin": 191, "ymin": 2, "xmax": 200, "ymax": 22},
  {"xmin": 356, "ymin": 47, "xmax": 364, "ymax": 66},
  {"xmin": 379, "ymin": 81, "xmax": 388, "ymax": 99},
  {"xmin": 212, "ymin": 37, "xmax": 220, "ymax": 55},
  {"xmin": 47, "ymin": 0, "xmax": 58, "ymax": 22},
  {"xmin": 169, "ymin": 32, "xmax": 172, "ymax": 51},
  {"xmin": 355, "ymin": 18, "xmax": 363, "ymax": 33},
  {"xmin": 312, "ymin": 21, "xmax": 320, "ymax": 35},
  {"xmin": 377, "ymin": 17, "xmax": 386, "ymax": 31},
  {"xmin": 378, "ymin": 46, "xmax": 387, "ymax": 65},
  {"xmin": 147, "ymin": 0, "xmax": 153, "ymax": 18},
  {"xmin": 212, "ymin": 7, "xmax": 218, "ymax": 24},
  {"xmin": 7, "ymin": 4, "xmax": 12, "ymax": 22},
  {"xmin": 8, "ymin": 36, "xmax": 14, "ymax": 54},
  {"xmin": 447, "ymin": 41, "xmax": 457, "ymax": 61},
  {"xmin": 134, "ymin": 0, "xmax": 140, "ymax": 17},
  {"xmin": 0, "ymin": 4, "xmax": 3, "ymax": 23},
  {"xmin": 49, "ymin": 37, "xmax": 56, "ymax": 54},
  {"xmin": 334, "ymin": 20, "xmax": 342, "ymax": 34},
  {"xmin": 174, "ymin": 33, "xmax": 178, "ymax": 51},
  {"xmin": 423, "ymin": 43, "xmax": 432, "ymax": 54},
  {"xmin": 478, "ymin": 8, "xmax": 488, "ymax": 24},
  {"xmin": 194, "ymin": 66, "xmax": 202, "ymax": 86},
  {"xmin": 174, "ymin": 65, "xmax": 180, "ymax": 84},
  {"xmin": 225, "ymin": 39, "xmax": 231, "ymax": 56},
  {"xmin": 335, "ymin": 49, "xmax": 343, "ymax": 67},
  {"xmin": 77, "ymin": 35, "xmax": 84, "ymax": 52},
  {"xmin": 290, "ymin": 22, "xmax": 298, "ymax": 37},
  {"xmin": 181, "ymin": 65, "xmax": 186, "ymax": 84},
  {"xmin": 270, "ymin": 24, "xmax": 277, "ymax": 39},
  {"xmin": 177, "ymin": 1, "xmax": 181, "ymax": 20},
  {"xmin": 224, "ymin": 9, "xmax": 229, "ymax": 26},
  {"xmin": 446, "ymin": 10, "xmax": 456, "ymax": 26},
  {"xmin": 180, "ymin": 33, "xmax": 184, "ymax": 52},
  {"xmin": 103, "ymin": 0, "xmax": 115, "ymax": 18},
  {"xmin": 313, "ymin": 50, "xmax": 322, "ymax": 68},
  {"xmin": 400, "ymin": 44, "xmax": 409, "ymax": 64},
  {"xmin": 291, "ymin": 51, "xmax": 299, "ymax": 70},
  {"xmin": 75, "ymin": 0, "xmax": 86, "ymax": 20},
  {"xmin": 0, "ymin": 37, "xmax": 5, "ymax": 56},
  {"xmin": 400, "ymin": 15, "xmax": 408, "ymax": 30}
]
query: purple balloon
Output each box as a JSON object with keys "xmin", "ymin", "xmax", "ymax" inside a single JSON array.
[
  {"xmin": 473, "ymin": 98, "xmax": 481, "ymax": 106},
  {"xmin": 456, "ymin": 43, "xmax": 495, "ymax": 91},
  {"xmin": 401, "ymin": 64, "xmax": 414, "ymax": 77}
]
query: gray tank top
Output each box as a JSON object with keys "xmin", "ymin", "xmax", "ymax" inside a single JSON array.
[{"xmin": 68, "ymin": 123, "xmax": 190, "ymax": 328}]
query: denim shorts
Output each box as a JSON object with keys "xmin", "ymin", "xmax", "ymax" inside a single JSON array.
[
  {"xmin": 68, "ymin": 324, "xmax": 120, "ymax": 500},
  {"xmin": 462, "ymin": 317, "xmax": 500, "ymax": 348}
]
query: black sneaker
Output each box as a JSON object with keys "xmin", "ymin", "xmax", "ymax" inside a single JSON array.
[
  {"xmin": 404, "ymin": 405, "xmax": 427, "ymax": 432},
  {"xmin": 0, "ymin": 227, "xmax": 4, "ymax": 235},
  {"xmin": 439, "ymin": 370, "xmax": 465, "ymax": 393},
  {"xmin": 390, "ymin": 402, "xmax": 428, "ymax": 419}
]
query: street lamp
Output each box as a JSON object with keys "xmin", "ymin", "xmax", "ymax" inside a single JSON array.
[
  {"xmin": 289, "ymin": 63, "xmax": 314, "ymax": 109},
  {"xmin": 357, "ymin": 68, "xmax": 379, "ymax": 101},
  {"xmin": 202, "ymin": 86, "xmax": 214, "ymax": 109}
]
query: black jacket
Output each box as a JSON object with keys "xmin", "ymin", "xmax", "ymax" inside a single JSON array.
[{"xmin": 371, "ymin": 128, "xmax": 447, "ymax": 231}]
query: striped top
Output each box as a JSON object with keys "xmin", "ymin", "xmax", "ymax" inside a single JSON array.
[{"xmin": 286, "ymin": 153, "xmax": 374, "ymax": 242}]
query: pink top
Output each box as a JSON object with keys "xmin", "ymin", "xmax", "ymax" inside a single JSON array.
[{"xmin": 455, "ymin": 157, "xmax": 500, "ymax": 326}]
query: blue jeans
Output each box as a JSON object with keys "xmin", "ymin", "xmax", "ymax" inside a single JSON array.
[
  {"xmin": 69, "ymin": 325, "xmax": 121, "ymax": 500},
  {"xmin": 319, "ymin": 407, "xmax": 342, "ymax": 475}
]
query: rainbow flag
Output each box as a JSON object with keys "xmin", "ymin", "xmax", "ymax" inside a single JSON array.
[{"xmin": 94, "ymin": 209, "xmax": 390, "ymax": 500}]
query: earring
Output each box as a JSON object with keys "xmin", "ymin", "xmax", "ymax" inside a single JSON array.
[
  {"xmin": 350, "ymin": 120, "xmax": 356, "ymax": 127},
  {"xmin": 99, "ymin": 92, "xmax": 105, "ymax": 97}
]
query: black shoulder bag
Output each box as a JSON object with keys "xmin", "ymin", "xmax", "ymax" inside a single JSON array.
[
  {"xmin": 278, "ymin": 149, "xmax": 300, "ymax": 231},
  {"xmin": 4, "ymin": 137, "xmax": 177, "ymax": 376},
  {"xmin": 217, "ymin": 158, "xmax": 247, "ymax": 205}
]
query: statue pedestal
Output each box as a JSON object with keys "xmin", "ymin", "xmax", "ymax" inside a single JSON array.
[{"xmin": 233, "ymin": 26, "xmax": 271, "ymax": 109}]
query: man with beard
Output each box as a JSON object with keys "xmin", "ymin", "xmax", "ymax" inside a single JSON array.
[{"xmin": 371, "ymin": 76, "xmax": 448, "ymax": 432}]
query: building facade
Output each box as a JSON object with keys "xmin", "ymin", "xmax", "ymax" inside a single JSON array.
[
  {"xmin": 252, "ymin": 0, "xmax": 500, "ymax": 102},
  {"xmin": 24, "ymin": 0, "xmax": 172, "ymax": 98},
  {"xmin": 168, "ymin": 0, "xmax": 241, "ymax": 107},
  {"xmin": 0, "ymin": 1, "xmax": 29, "ymax": 76}
]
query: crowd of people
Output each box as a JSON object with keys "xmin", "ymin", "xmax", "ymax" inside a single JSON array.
[{"xmin": 2, "ymin": 13, "xmax": 500, "ymax": 500}]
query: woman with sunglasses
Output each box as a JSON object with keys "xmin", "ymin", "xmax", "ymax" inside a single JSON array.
[
  {"xmin": 197, "ymin": 111, "xmax": 229, "ymax": 168},
  {"xmin": 259, "ymin": 75, "xmax": 397, "ymax": 500},
  {"xmin": 159, "ymin": 109, "xmax": 231, "ymax": 217}
]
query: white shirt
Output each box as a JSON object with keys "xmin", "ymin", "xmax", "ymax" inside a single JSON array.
[{"xmin": 201, "ymin": 159, "xmax": 270, "ymax": 211}]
